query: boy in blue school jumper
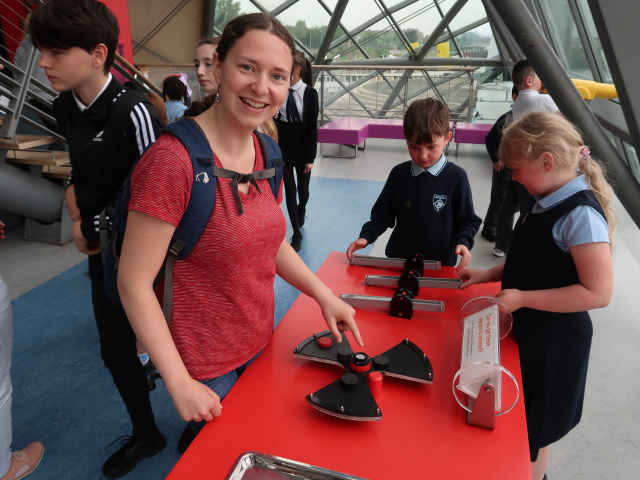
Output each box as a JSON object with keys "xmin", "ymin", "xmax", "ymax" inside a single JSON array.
[{"xmin": 347, "ymin": 98, "xmax": 481, "ymax": 270}]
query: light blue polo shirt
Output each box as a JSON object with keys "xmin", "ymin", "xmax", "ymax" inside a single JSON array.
[
  {"xmin": 411, "ymin": 154, "xmax": 448, "ymax": 177},
  {"xmin": 530, "ymin": 174, "xmax": 609, "ymax": 253}
]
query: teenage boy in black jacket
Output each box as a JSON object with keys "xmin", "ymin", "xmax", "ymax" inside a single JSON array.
[
  {"xmin": 347, "ymin": 98, "xmax": 481, "ymax": 269},
  {"xmin": 30, "ymin": 1, "xmax": 165, "ymax": 477}
]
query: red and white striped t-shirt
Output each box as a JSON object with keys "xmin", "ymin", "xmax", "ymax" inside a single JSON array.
[{"xmin": 129, "ymin": 133, "xmax": 286, "ymax": 380}]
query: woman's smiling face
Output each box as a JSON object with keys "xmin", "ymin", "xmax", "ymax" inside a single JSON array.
[{"xmin": 213, "ymin": 29, "xmax": 292, "ymax": 131}]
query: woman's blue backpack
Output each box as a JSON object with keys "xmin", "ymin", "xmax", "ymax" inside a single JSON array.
[{"xmin": 100, "ymin": 117, "xmax": 284, "ymax": 321}]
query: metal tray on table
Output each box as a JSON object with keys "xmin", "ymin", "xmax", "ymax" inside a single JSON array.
[{"xmin": 224, "ymin": 451, "xmax": 368, "ymax": 480}]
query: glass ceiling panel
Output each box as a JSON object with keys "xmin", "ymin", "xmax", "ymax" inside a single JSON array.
[
  {"xmin": 326, "ymin": 17, "xmax": 407, "ymax": 61},
  {"xmin": 389, "ymin": 1, "xmax": 451, "ymax": 45},
  {"xmin": 214, "ymin": 0, "xmax": 262, "ymax": 32},
  {"xmin": 259, "ymin": 0, "xmax": 287, "ymax": 10},
  {"xmin": 538, "ymin": 0, "xmax": 593, "ymax": 80},
  {"xmin": 359, "ymin": 1, "xmax": 448, "ymax": 58},
  {"xmin": 321, "ymin": 0, "xmax": 338, "ymax": 9},
  {"xmin": 341, "ymin": 0, "xmax": 387, "ymax": 31},
  {"xmin": 576, "ymin": 0, "xmax": 613, "ymax": 83},
  {"xmin": 383, "ymin": 0, "xmax": 423, "ymax": 8},
  {"xmin": 452, "ymin": 21, "xmax": 497, "ymax": 60},
  {"xmin": 273, "ymin": 0, "xmax": 334, "ymax": 54},
  {"xmin": 272, "ymin": 0, "xmax": 331, "ymax": 28},
  {"xmin": 447, "ymin": 0, "xmax": 487, "ymax": 32}
]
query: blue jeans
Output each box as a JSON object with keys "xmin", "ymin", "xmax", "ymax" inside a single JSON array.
[
  {"xmin": 189, "ymin": 353, "xmax": 260, "ymax": 434},
  {"xmin": 0, "ymin": 274, "xmax": 13, "ymax": 477}
]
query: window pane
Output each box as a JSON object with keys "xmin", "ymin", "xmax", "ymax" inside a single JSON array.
[
  {"xmin": 623, "ymin": 141, "xmax": 640, "ymax": 185},
  {"xmin": 273, "ymin": 0, "xmax": 333, "ymax": 59},
  {"xmin": 214, "ymin": 0, "xmax": 261, "ymax": 32},
  {"xmin": 448, "ymin": 0, "xmax": 488, "ymax": 33},
  {"xmin": 576, "ymin": 0, "xmax": 613, "ymax": 83},
  {"xmin": 538, "ymin": 0, "xmax": 592, "ymax": 80}
]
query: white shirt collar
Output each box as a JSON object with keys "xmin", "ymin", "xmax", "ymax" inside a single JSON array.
[
  {"xmin": 73, "ymin": 73, "xmax": 112, "ymax": 111},
  {"xmin": 411, "ymin": 154, "xmax": 448, "ymax": 177},
  {"xmin": 290, "ymin": 78, "xmax": 304, "ymax": 92}
]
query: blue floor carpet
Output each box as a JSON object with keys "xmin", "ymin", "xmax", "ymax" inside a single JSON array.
[{"xmin": 9, "ymin": 176, "xmax": 382, "ymax": 480}]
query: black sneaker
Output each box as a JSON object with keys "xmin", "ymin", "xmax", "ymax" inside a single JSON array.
[
  {"xmin": 177, "ymin": 424, "xmax": 197, "ymax": 454},
  {"xmin": 290, "ymin": 233, "xmax": 303, "ymax": 252},
  {"xmin": 102, "ymin": 433, "xmax": 167, "ymax": 478}
]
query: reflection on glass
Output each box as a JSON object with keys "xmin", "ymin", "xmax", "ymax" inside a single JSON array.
[
  {"xmin": 577, "ymin": 0, "xmax": 613, "ymax": 83},
  {"xmin": 213, "ymin": 0, "xmax": 260, "ymax": 32},
  {"xmin": 539, "ymin": 0, "xmax": 592, "ymax": 80},
  {"xmin": 623, "ymin": 141, "xmax": 640, "ymax": 185},
  {"xmin": 448, "ymin": 0, "xmax": 490, "ymax": 32}
]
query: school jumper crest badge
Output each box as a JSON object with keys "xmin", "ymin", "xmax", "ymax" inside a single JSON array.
[{"xmin": 433, "ymin": 194, "xmax": 447, "ymax": 211}]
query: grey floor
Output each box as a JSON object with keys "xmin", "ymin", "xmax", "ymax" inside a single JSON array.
[{"xmin": 1, "ymin": 137, "xmax": 639, "ymax": 479}]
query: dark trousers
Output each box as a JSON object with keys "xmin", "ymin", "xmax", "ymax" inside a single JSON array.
[
  {"xmin": 483, "ymin": 166, "xmax": 512, "ymax": 233},
  {"xmin": 88, "ymin": 254, "xmax": 158, "ymax": 438},
  {"xmin": 283, "ymin": 165, "xmax": 311, "ymax": 235},
  {"xmin": 495, "ymin": 180, "xmax": 532, "ymax": 252}
]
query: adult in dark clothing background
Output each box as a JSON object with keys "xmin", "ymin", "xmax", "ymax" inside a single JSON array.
[
  {"xmin": 275, "ymin": 51, "xmax": 319, "ymax": 252},
  {"xmin": 480, "ymin": 86, "xmax": 518, "ymax": 242}
]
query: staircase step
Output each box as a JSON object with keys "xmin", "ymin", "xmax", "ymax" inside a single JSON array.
[
  {"xmin": 4, "ymin": 149, "xmax": 69, "ymax": 166},
  {"xmin": 42, "ymin": 163, "xmax": 72, "ymax": 179},
  {"xmin": 0, "ymin": 134, "xmax": 56, "ymax": 149}
]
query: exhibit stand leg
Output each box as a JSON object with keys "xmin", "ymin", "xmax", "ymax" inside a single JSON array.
[
  {"xmin": 467, "ymin": 382, "xmax": 497, "ymax": 429},
  {"xmin": 24, "ymin": 201, "xmax": 72, "ymax": 245},
  {"xmin": 453, "ymin": 297, "xmax": 520, "ymax": 430}
]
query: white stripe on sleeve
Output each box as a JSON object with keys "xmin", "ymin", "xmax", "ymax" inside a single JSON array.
[{"xmin": 130, "ymin": 103, "xmax": 157, "ymax": 154}]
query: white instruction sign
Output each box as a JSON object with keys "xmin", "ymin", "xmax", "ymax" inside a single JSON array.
[{"xmin": 457, "ymin": 303, "xmax": 501, "ymax": 410}]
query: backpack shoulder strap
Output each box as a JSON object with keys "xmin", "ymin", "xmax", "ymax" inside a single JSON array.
[
  {"xmin": 255, "ymin": 131, "xmax": 284, "ymax": 199},
  {"xmin": 159, "ymin": 117, "xmax": 217, "ymax": 323},
  {"xmin": 163, "ymin": 117, "xmax": 217, "ymax": 260}
]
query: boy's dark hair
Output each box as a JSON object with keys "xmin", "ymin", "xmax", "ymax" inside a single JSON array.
[
  {"xmin": 162, "ymin": 75, "xmax": 187, "ymax": 101},
  {"xmin": 30, "ymin": 0, "xmax": 119, "ymax": 75},
  {"xmin": 511, "ymin": 59, "xmax": 535, "ymax": 90},
  {"xmin": 216, "ymin": 13, "xmax": 295, "ymax": 68},
  {"xmin": 403, "ymin": 98, "xmax": 450, "ymax": 144}
]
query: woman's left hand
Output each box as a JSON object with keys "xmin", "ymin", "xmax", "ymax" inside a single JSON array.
[{"xmin": 318, "ymin": 292, "xmax": 363, "ymax": 347}]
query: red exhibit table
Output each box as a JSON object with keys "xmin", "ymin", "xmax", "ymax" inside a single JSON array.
[{"xmin": 167, "ymin": 252, "xmax": 531, "ymax": 480}]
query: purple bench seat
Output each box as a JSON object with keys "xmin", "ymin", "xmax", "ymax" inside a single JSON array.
[
  {"xmin": 318, "ymin": 117, "xmax": 454, "ymax": 158},
  {"xmin": 318, "ymin": 117, "xmax": 405, "ymax": 158},
  {"xmin": 453, "ymin": 122, "xmax": 493, "ymax": 156}
]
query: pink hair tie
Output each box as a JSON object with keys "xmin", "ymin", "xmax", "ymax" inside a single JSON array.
[{"xmin": 580, "ymin": 145, "xmax": 590, "ymax": 158}]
